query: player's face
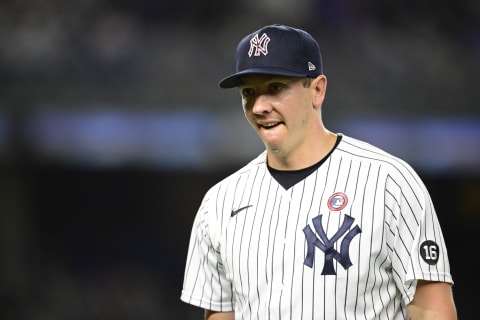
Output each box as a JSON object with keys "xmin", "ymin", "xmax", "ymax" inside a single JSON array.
[{"xmin": 238, "ymin": 75, "xmax": 321, "ymax": 159}]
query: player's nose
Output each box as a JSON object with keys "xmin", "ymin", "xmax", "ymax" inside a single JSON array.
[{"xmin": 252, "ymin": 94, "xmax": 272, "ymax": 114}]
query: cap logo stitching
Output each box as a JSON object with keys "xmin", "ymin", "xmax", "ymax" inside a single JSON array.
[
  {"xmin": 248, "ymin": 33, "xmax": 270, "ymax": 57},
  {"xmin": 308, "ymin": 61, "xmax": 316, "ymax": 71}
]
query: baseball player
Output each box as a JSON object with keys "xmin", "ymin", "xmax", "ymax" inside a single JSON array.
[{"xmin": 180, "ymin": 24, "xmax": 457, "ymax": 320}]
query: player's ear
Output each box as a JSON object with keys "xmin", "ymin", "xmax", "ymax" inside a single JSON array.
[{"xmin": 311, "ymin": 75, "xmax": 327, "ymax": 107}]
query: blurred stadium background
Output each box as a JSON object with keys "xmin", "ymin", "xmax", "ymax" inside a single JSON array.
[{"xmin": 0, "ymin": 0, "xmax": 479, "ymax": 318}]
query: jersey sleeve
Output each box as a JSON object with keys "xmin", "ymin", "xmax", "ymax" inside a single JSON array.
[
  {"xmin": 386, "ymin": 167, "xmax": 454, "ymax": 306},
  {"xmin": 180, "ymin": 187, "xmax": 235, "ymax": 312}
]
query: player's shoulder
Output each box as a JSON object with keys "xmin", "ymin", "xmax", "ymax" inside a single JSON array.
[
  {"xmin": 336, "ymin": 134, "xmax": 417, "ymax": 175},
  {"xmin": 205, "ymin": 151, "xmax": 267, "ymax": 193},
  {"xmin": 339, "ymin": 134, "xmax": 388, "ymax": 152}
]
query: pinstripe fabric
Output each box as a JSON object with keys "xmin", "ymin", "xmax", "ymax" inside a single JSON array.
[{"xmin": 181, "ymin": 134, "xmax": 453, "ymax": 319}]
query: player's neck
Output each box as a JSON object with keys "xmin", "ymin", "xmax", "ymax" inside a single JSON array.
[{"xmin": 267, "ymin": 131, "xmax": 338, "ymax": 171}]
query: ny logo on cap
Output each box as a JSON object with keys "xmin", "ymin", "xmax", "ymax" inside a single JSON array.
[{"xmin": 248, "ymin": 33, "xmax": 270, "ymax": 57}]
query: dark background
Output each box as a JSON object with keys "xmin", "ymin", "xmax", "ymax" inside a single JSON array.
[{"xmin": 0, "ymin": 0, "xmax": 479, "ymax": 319}]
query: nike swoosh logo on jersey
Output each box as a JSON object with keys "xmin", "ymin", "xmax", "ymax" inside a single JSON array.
[{"xmin": 231, "ymin": 205, "xmax": 253, "ymax": 217}]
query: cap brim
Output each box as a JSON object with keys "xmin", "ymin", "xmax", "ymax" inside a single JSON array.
[{"xmin": 218, "ymin": 67, "xmax": 308, "ymax": 88}]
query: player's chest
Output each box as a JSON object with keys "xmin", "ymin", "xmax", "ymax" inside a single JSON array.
[{"xmin": 219, "ymin": 186, "xmax": 385, "ymax": 280}]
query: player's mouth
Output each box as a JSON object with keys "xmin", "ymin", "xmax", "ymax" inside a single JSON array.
[{"xmin": 258, "ymin": 121, "xmax": 283, "ymax": 129}]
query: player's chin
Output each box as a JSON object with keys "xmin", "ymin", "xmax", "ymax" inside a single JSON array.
[{"xmin": 260, "ymin": 131, "xmax": 285, "ymax": 148}]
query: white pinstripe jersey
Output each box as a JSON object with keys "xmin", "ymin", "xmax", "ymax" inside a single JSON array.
[{"xmin": 180, "ymin": 134, "xmax": 453, "ymax": 319}]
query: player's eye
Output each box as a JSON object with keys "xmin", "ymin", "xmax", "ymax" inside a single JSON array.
[
  {"xmin": 240, "ymin": 87, "xmax": 255, "ymax": 98},
  {"xmin": 269, "ymin": 83, "xmax": 284, "ymax": 93}
]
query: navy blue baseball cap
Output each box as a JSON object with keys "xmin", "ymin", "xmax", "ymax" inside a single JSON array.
[{"xmin": 219, "ymin": 24, "xmax": 323, "ymax": 88}]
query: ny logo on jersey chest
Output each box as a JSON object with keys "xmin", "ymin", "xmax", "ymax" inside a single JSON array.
[{"xmin": 303, "ymin": 214, "xmax": 362, "ymax": 275}]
